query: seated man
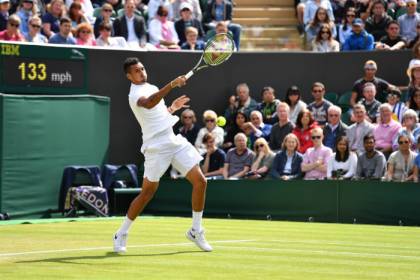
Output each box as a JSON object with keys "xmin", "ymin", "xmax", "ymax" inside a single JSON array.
[
  {"xmin": 347, "ymin": 104, "xmax": 375, "ymax": 154},
  {"xmin": 373, "ymin": 103, "xmax": 402, "ymax": 158},
  {"xmin": 365, "ymin": 0, "xmax": 393, "ymax": 42},
  {"xmin": 242, "ymin": 110, "xmax": 272, "ymax": 148},
  {"xmin": 224, "ymin": 83, "xmax": 258, "ymax": 127},
  {"xmin": 203, "ymin": 0, "xmax": 242, "ymax": 50},
  {"xmin": 354, "ymin": 134, "xmax": 387, "ymax": 179},
  {"xmin": 342, "ymin": 18, "xmax": 375, "ymax": 51},
  {"xmin": 301, "ymin": 127, "xmax": 333, "ymax": 180},
  {"xmin": 358, "ymin": 82, "xmax": 382, "ymax": 123},
  {"xmin": 175, "ymin": 2, "xmax": 204, "ymax": 46},
  {"xmin": 223, "ymin": 133, "xmax": 254, "ymax": 179},
  {"xmin": 48, "ymin": 17, "xmax": 76, "ymax": 45},
  {"xmin": 376, "ymin": 21, "xmax": 407, "ymax": 51},
  {"xmin": 200, "ymin": 133, "xmax": 226, "ymax": 179},
  {"xmin": 258, "ymin": 86, "xmax": 280, "ymax": 125},
  {"xmin": 269, "ymin": 102, "xmax": 294, "ymax": 152},
  {"xmin": 323, "ymin": 105, "xmax": 348, "ymax": 151},
  {"xmin": 306, "ymin": 82, "xmax": 332, "ymax": 127}
]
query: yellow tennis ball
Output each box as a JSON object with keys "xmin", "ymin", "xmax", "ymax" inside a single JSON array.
[{"xmin": 217, "ymin": 116, "xmax": 226, "ymax": 127}]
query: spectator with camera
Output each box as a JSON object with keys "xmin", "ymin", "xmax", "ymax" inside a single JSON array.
[
  {"xmin": 224, "ymin": 83, "xmax": 258, "ymax": 125},
  {"xmin": 327, "ymin": 136, "xmax": 358, "ymax": 179}
]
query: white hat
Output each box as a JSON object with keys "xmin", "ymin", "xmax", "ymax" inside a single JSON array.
[
  {"xmin": 407, "ymin": 59, "xmax": 420, "ymax": 79},
  {"xmin": 0, "ymin": 0, "xmax": 10, "ymax": 3},
  {"xmin": 180, "ymin": 2, "xmax": 193, "ymax": 12},
  {"xmin": 405, "ymin": 0, "xmax": 417, "ymax": 4}
]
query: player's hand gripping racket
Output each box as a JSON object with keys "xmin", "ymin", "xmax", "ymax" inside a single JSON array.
[{"xmin": 185, "ymin": 33, "xmax": 235, "ymax": 80}]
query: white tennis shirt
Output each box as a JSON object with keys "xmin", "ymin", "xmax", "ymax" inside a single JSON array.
[{"xmin": 128, "ymin": 82, "xmax": 179, "ymax": 143}]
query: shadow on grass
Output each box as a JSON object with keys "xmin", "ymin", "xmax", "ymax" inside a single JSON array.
[{"xmin": 16, "ymin": 250, "xmax": 203, "ymax": 265}]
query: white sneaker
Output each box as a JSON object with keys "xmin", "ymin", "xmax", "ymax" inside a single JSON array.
[
  {"xmin": 113, "ymin": 232, "xmax": 128, "ymax": 253},
  {"xmin": 186, "ymin": 228, "xmax": 213, "ymax": 252}
]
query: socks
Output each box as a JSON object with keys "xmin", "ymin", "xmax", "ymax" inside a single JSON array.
[
  {"xmin": 117, "ymin": 216, "xmax": 133, "ymax": 235},
  {"xmin": 192, "ymin": 211, "xmax": 203, "ymax": 232}
]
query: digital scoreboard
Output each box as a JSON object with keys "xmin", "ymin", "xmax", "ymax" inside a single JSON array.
[{"xmin": 0, "ymin": 43, "xmax": 88, "ymax": 94}]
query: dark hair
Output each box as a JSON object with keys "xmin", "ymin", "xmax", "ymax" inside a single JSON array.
[
  {"xmin": 295, "ymin": 109, "xmax": 315, "ymax": 129},
  {"xmin": 342, "ymin": 7, "xmax": 356, "ymax": 30},
  {"xmin": 261, "ymin": 86, "xmax": 275, "ymax": 97},
  {"xmin": 335, "ymin": 136, "xmax": 350, "ymax": 162},
  {"xmin": 386, "ymin": 20, "xmax": 399, "ymax": 29},
  {"xmin": 372, "ymin": 0, "xmax": 387, "ymax": 10},
  {"xmin": 363, "ymin": 133, "xmax": 375, "ymax": 143},
  {"xmin": 235, "ymin": 111, "xmax": 248, "ymax": 125},
  {"xmin": 203, "ymin": 132, "xmax": 215, "ymax": 144},
  {"xmin": 311, "ymin": 7, "xmax": 331, "ymax": 27},
  {"xmin": 157, "ymin": 5, "xmax": 169, "ymax": 16},
  {"xmin": 409, "ymin": 88, "xmax": 420, "ymax": 110},
  {"xmin": 60, "ymin": 17, "xmax": 71, "ymax": 25},
  {"xmin": 99, "ymin": 21, "xmax": 112, "ymax": 31},
  {"xmin": 284, "ymin": 85, "xmax": 301, "ymax": 106},
  {"xmin": 315, "ymin": 23, "xmax": 332, "ymax": 42},
  {"xmin": 123, "ymin": 57, "xmax": 139, "ymax": 74}
]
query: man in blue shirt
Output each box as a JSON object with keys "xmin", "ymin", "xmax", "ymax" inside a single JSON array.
[
  {"xmin": 343, "ymin": 18, "xmax": 375, "ymax": 51},
  {"xmin": 48, "ymin": 17, "xmax": 76, "ymax": 45}
]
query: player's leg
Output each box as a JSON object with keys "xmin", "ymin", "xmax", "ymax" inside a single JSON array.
[
  {"xmin": 114, "ymin": 149, "xmax": 170, "ymax": 253},
  {"xmin": 184, "ymin": 165, "xmax": 212, "ymax": 252},
  {"xmin": 113, "ymin": 178, "xmax": 159, "ymax": 253},
  {"xmin": 171, "ymin": 141, "xmax": 212, "ymax": 252}
]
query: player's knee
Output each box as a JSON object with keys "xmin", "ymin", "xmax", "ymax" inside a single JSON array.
[
  {"xmin": 197, "ymin": 175, "xmax": 207, "ymax": 190},
  {"xmin": 140, "ymin": 186, "xmax": 158, "ymax": 201}
]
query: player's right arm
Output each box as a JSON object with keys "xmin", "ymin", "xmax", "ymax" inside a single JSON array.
[{"xmin": 136, "ymin": 76, "xmax": 186, "ymax": 109}]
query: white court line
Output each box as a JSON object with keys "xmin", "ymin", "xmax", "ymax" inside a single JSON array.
[
  {"xmin": 0, "ymin": 239, "xmax": 255, "ymax": 258},
  {"xmin": 214, "ymin": 244, "xmax": 420, "ymax": 261}
]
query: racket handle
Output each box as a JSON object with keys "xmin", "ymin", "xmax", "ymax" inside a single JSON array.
[{"xmin": 185, "ymin": 71, "xmax": 194, "ymax": 80}]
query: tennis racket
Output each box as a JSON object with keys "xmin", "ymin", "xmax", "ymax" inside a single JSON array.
[{"xmin": 185, "ymin": 32, "xmax": 235, "ymax": 80}]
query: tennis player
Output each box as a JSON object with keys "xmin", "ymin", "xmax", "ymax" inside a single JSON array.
[{"xmin": 113, "ymin": 57, "xmax": 212, "ymax": 253}]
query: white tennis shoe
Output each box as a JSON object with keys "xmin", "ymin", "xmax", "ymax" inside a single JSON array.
[
  {"xmin": 113, "ymin": 232, "xmax": 128, "ymax": 253},
  {"xmin": 186, "ymin": 228, "xmax": 213, "ymax": 252}
]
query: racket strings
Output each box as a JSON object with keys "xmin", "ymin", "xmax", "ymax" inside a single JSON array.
[{"xmin": 204, "ymin": 35, "xmax": 234, "ymax": 66}]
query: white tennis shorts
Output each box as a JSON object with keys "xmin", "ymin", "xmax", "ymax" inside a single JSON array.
[{"xmin": 141, "ymin": 129, "xmax": 203, "ymax": 182}]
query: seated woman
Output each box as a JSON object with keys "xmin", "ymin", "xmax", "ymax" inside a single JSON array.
[
  {"xmin": 327, "ymin": 136, "xmax": 358, "ymax": 180},
  {"xmin": 223, "ymin": 111, "xmax": 247, "ymax": 152},
  {"xmin": 148, "ymin": 5, "xmax": 180, "ymax": 49},
  {"xmin": 386, "ymin": 134, "xmax": 418, "ymax": 182},
  {"xmin": 292, "ymin": 108, "xmax": 318, "ymax": 154},
  {"xmin": 270, "ymin": 133, "xmax": 303, "ymax": 180},
  {"xmin": 68, "ymin": 2, "xmax": 88, "ymax": 35},
  {"xmin": 195, "ymin": 110, "xmax": 224, "ymax": 155},
  {"xmin": 247, "ymin": 138, "xmax": 275, "ymax": 179},
  {"xmin": 312, "ymin": 23, "xmax": 340, "ymax": 52},
  {"xmin": 75, "ymin": 22, "xmax": 96, "ymax": 46}
]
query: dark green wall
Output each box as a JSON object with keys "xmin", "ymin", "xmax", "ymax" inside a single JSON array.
[
  {"xmin": 141, "ymin": 179, "xmax": 420, "ymax": 226},
  {"xmin": 0, "ymin": 94, "xmax": 110, "ymax": 218}
]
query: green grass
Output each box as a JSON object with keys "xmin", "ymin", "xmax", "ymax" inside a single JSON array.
[{"xmin": 1, "ymin": 217, "xmax": 420, "ymax": 280}]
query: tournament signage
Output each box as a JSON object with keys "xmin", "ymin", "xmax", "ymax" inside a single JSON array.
[{"xmin": 0, "ymin": 42, "xmax": 88, "ymax": 94}]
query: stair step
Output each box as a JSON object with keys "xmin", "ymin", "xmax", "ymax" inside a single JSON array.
[
  {"xmin": 242, "ymin": 37, "xmax": 302, "ymax": 45},
  {"xmin": 234, "ymin": 17, "xmax": 298, "ymax": 26},
  {"xmin": 234, "ymin": 7, "xmax": 296, "ymax": 18},
  {"xmin": 242, "ymin": 26, "xmax": 299, "ymax": 37},
  {"xmin": 234, "ymin": 0, "xmax": 295, "ymax": 7}
]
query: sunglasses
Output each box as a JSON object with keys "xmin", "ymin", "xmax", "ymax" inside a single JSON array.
[
  {"xmin": 256, "ymin": 144, "xmax": 265, "ymax": 148},
  {"xmin": 205, "ymin": 119, "xmax": 215, "ymax": 123},
  {"xmin": 9, "ymin": 22, "xmax": 19, "ymax": 27},
  {"xmin": 346, "ymin": 14, "xmax": 355, "ymax": 17},
  {"xmin": 387, "ymin": 93, "xmax": 399, "ymax": 98},
  {"xmin": 31, "ymin": 24, "xmax": 41, "ymax": 28},
  {"xmin": 311, "ymin": 136, "xmax": 322, "ymax": 140},
  {"xmin": 399, "ymin": 141, "xmax": 409, "ymax": 144},
  {"xmin": 103, "ymin": 9, "xmax": 113, "ymax": 12},
  {"xmin": 312, "ymin": 90, "xmax": 323, "ymax": 93}
]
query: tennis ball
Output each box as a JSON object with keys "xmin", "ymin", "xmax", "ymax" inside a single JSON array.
[{"xmin": 217, "ymin": 116, "xmax": 226, "ymax": 127}]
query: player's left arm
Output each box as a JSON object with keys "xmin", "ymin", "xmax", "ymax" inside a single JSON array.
[{"xmin": 168, "ymin": 95, "xmax": 190, "ymax": 114}]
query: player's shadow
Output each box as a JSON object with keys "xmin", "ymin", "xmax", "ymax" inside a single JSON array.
[{"xmin": 16, "ymin": 250, "xmax": 203, "ymax": 265}]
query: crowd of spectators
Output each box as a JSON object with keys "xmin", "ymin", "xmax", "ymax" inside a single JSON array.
[
  {"xmin": 298, "ymin": 0, "xmax": 420, "ymax": 52},
  {"xmin": 169, "ymin": 57, "xmax": 420, "ymax": 182},
  {"xmin": 0, "ymin": 0, "xmax": 242, "ymax": 50}
]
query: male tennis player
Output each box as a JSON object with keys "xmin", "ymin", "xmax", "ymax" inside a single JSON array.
[{"xmin": 113, "ymin": 57, "xmax": 212, "ymax": 253}]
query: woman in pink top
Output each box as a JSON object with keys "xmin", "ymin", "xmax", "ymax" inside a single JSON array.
[
  {"xmin": 0, "ymin": 15, "xmax": 25, "ymax": 41},
  {"xmin": 148, "ymin": 5, "xmax": 180, "ymax": 49},
  {"xmin": 75, "ymin": 22, "xmax": 96, "ymax": 46}
]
